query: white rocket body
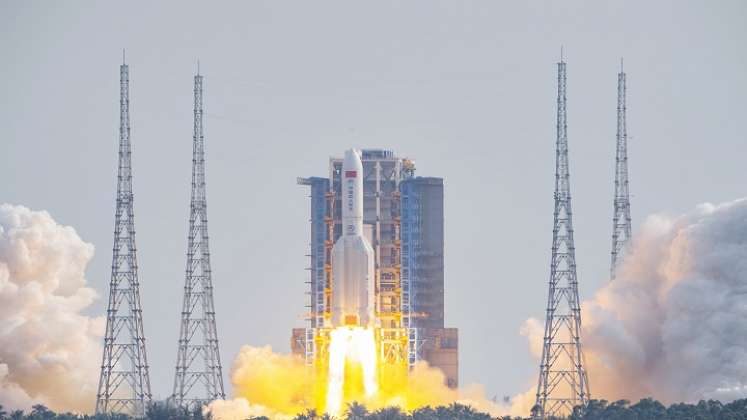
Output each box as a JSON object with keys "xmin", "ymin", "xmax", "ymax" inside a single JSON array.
[{"xmin": 331, "ymin": 149, "xmax": 376, "ymax": 328}]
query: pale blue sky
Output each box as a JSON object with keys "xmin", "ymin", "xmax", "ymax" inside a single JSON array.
[{"xmin": 1, "ymin": 1, "xmax": 745, "ymax": 401}]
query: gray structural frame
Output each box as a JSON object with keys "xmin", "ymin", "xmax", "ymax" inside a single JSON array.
[
  {"xmin": 610, "ymin": 61, "xmax": 632, "ymax": 281},
  {"xmin": 96, "ymin": 59, "xmax": 153, "ymax": 417},
  {"xmin": 172, "ymin": 71, "xmax": 226, "ymax": 409},
  {"xmin": 296, "ymin": 176, "xmax": 328, "ymax": 366},
  {"xmin": 400, "ymin": 177, "xmax": 446, "ymax": 364},
  {"xmin": 534, "ymin": 56, "xmax": 591, "ymax": 419},
  {"xmin": 400, "ymin": 179, "xmax": 422, "ymax": 367}
]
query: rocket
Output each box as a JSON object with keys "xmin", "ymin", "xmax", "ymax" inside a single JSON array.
[{"xmin": 331, "ymin": 149, "xmax": 376, "ymax": 328}]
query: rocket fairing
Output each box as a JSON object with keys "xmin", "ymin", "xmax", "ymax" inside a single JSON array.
[{"xmin": 331, "ymin": 149, "xmax": 376, "ymax": 328}]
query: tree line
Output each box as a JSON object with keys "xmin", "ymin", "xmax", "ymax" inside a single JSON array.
[{"xmin": 2, "ymin": 398, "xmax": 746, "ymax": 420}]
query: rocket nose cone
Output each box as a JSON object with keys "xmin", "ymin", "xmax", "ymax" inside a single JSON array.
[
  {"xmin": 343, "ymin": 149, "xmax": 363, "ymax": 171},
  {"xmin": 344, "ymin": 149, "xmax": 358, "ymax": 163}
]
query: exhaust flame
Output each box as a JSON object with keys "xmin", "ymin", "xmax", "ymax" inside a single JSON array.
[
  {"xmin": 325, "ymin": 327, "xmax": 378, "ymax": 416},
  {"xmin": 212, "ymin": 335, "xmax": 508, "ymax": 419}
]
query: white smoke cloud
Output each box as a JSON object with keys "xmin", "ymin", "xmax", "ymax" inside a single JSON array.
[
  {"xmin": 0, "ymin": 204, "xmax": 103, "ymax": 413},
  {"xmin": 522, "ymin": 198, "xmax": 747, "ymax": 405}
]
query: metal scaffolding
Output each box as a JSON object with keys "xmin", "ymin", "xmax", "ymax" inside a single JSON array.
[
  {"xmin": 294, "ymin": 150, "xmax": 457, "ymax": 389},
  {"xmin": 331, "ymin": 151, "xmax": 410, "ymax": 367},
  {"xmin": 610, "ymin": 60, "xmax": 632, "ymax": 281},
  {"xmin": 400, "ymin": 181, "xmax": 420, "ymax": 369},
  {"xmin": 96, "ymin": 58, "xmax": 152, "ymax": 417},
  {"xmin": 172, "ymin": 71, "xmax": 226, "ymax": 409},
  {"xmin": 534, "ymin": 56, "xmax": 590, "ymax": 419}
]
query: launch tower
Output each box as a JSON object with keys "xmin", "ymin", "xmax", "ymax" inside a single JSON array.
[
  {"xmin": 172, "ymin": 70, "xmax": 226, "ymax": 409},
  {"xmin": 96, "ymin": 58, "xmax": 152, "ymax": 417},
  {"xmin": 533, "ymin": 56, "xmax": 590, "ymax": 418},
  {"xmin": 610, "ymin": 60, "xmax": 632, "ymax": 280}
]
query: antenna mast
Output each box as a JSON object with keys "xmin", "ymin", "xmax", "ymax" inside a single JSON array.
[
  {"xmin": 96, "ymin": 59, "xmax": 152, "ymax": 417},
  {"xmin": 610, "ymin": 60, "xmax": 632, "ymax": 280},
  {"xmin": 172, "ymin": 71, "xmax": 226, "ymax": 409},
  {"xmin": 533, "ymin": 56, "xmax": 590, "ymax": 419}
]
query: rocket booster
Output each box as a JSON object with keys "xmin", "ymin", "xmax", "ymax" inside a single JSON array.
[{"xmin": 331, "ymin": 149, "xmax": 376, "ymax": 327}]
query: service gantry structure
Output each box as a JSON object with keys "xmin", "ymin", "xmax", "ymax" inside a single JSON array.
[
  {"xmin": 96, "ymin": 57, "xmax": 153, "ymax": 417},
  {"xmin": 305, "ymin": 153, "xmax": 413, "ymax": 385},
  {"xmin": 172, "ymin": 69, "xmax": 226, "ymax": 409},
  {"xmin": 533, "ymin": 55, "xmax": 591, "ymax": 419},
  {"xmin": 610, "ymin": 60, "xmax": 632, "ymax": 281},
  {"xmin": 294, "ymin": 150, "xmax": 458, "ymax": 389}
]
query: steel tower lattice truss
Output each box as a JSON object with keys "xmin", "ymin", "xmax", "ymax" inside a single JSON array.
[
  {"xmin": 172, "ymin": 71, "xmax": 226, "ymax": 409},
  {"xmin": 96, "ymin": 59, "xmax": 152, "ymax": 417},
  {"xmin": 534, "ymin": 57, "xmax": 590, "ymax": 419},
  {"xmin": 610, "ymin": 61, "xmax": 632, "ymax": 281}
]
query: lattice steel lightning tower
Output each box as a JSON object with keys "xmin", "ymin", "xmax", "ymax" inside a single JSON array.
[
  {"xmin": 172, "ymin": 68, "xmax": 226, "ymax": 409},
  {"xmin": 533, "ymin": 54, "xmax": 590, "ymax": 419},
  {"xmin": 96, "ymin": 55, "xmax": 152, "ymax": 417},
  {"xmin": 610, "ymin": 59, "xmax": 632, "ymax": 281}
]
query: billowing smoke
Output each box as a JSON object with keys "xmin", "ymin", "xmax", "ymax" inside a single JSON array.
[
  {"xmin": 208, "ymin": 345, "xmax": 507, "ymax": 420},
  {"xmin": 5, "ymin": 197, "xmax": 741, "ymax": 416},
  {"xmin": 216, "ymin": 198, "xmax": 747, "ymax": 419},
  {"xmin": 522, "ymin": 198, "xmax": 747, "ymax": 406},
  {"xmin": 0, "ymin": 204, "xmax": 103, "ymax": 413},
  {"xmin": 210, "ymin": 345, "xmax": 314, "ymax": 419}
]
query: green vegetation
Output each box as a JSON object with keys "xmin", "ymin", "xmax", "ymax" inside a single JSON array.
[{"xmin": 1, "ymin": 399, "xmax": 746, "ymax": 420}]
